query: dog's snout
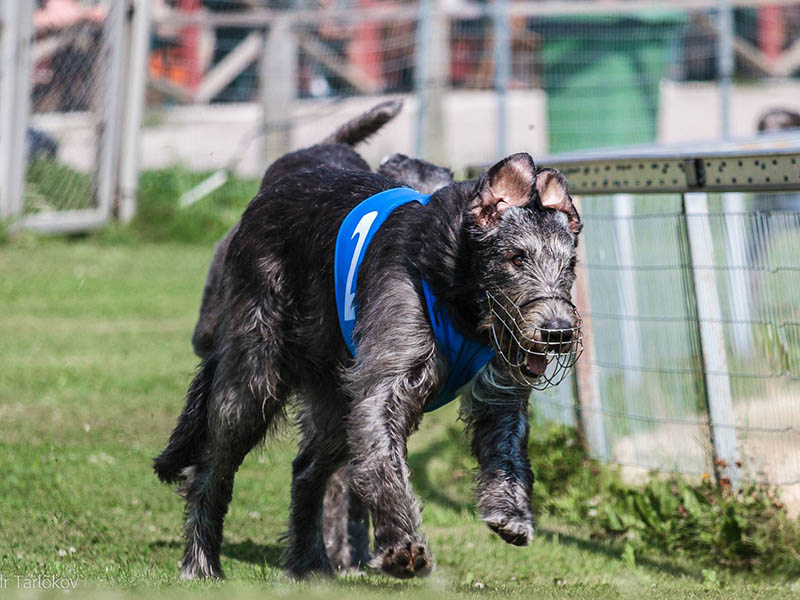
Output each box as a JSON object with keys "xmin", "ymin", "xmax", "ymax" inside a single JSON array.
[{"xmin": 541, "ymin": 318, "xmax": 574, "ymax": 347}]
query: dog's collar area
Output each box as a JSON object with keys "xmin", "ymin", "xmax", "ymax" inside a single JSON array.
[{"xmin": 486, "ymin": 288, "xmax": 583, "ymax": 390}]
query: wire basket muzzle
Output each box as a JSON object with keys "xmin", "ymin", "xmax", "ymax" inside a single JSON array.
[{"xmin": 486, "ymin": 289, "xmax": 584, "ymax": 390}]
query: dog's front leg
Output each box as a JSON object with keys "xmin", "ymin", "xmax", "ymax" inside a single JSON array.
[
  {"xmin": 346, "ymin": 361, "xmax": 440, "ymax": 579},
  {"xmin": 461, "ymin": 359, "xmax": 535, "ymax": 546}
]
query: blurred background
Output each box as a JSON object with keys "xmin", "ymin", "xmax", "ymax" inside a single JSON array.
[{"xmin": 1, "ymin": 0, "xmax": 799, "ymax": 508}]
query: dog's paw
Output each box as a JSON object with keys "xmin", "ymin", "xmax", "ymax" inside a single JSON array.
[
  {"xmin": 371, "ymin": 539, "xmax": 434, "ymax": 579},
  {"xmin": 180, "ymin": 558, "xmax": 223, "ymax": 580},
  {"xmin": 483, "ymin": 512, "xmax": 534, "ymax": 546}
]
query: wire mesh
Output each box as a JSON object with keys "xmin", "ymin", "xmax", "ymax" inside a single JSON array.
[
  {"xmin": 139, "ymin": 1, "xmax": 800, "ymax": 178},
  {"xmin": 24, "ymin": 0, "xmax": 112, "ymax": 214},
  {"xmin": 544, "ymin": 193, "xmax": 800, "ymax": 490}
]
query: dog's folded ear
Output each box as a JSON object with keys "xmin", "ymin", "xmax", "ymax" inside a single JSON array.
[
  {"xmin": 535, "ymin": 167, "xmax": 582, "ymax": 235},
  {"xmin": 471, "ymin": 153, "xmax": 536, "ymax": 227}
]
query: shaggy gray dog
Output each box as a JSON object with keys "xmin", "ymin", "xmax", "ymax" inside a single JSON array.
[
  {"xmin": 155, "ymin": 151, "xmax": 582, "ymax": 580},
  {"xmin": 188, "ymin": 101, "xmax": 455, "ymax": 572}
]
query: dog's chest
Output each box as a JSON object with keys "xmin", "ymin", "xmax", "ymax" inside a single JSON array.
[{"xmin": 334, "ymin": 188, "xmax": 494, "ymax": 410}]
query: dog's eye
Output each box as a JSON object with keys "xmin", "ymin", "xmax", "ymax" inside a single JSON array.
[{"xmin": 511, "ymin": 254, "xmax": 525, "ymax": 268}]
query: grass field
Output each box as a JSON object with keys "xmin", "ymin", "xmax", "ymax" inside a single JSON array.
[{"xmin": 1, "ymin": 238, "xmax": 799, "ymax": 599}]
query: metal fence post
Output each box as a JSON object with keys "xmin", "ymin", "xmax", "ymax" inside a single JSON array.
[
  {"xmin": 261, "ymin": 15, "xmax": 296, "ymax": 165},
  {"xmin": 613, "ymin": 194, "xmax": 643, "ymax": 393},
  {"xmin": 572, "ymin": 196, "xmax": 608, "ymax": 460},
  {"xmin": 0, "ymin": 0, "xmax": 33, "ymax": 221},
  {"xmin": 96, "ymin": 0, "xmax": 128, "ymax": 221},
  {"xmin": 0, "ymin": 0, "xmax": 18, "ymax": 220},
  {"xmin": 118, "ymin": 0, "xmax": 152, "ymax": 224},
  {"xmin": 683, "ymin": 192, "xmax": 740, "ymax": 486},
  {"xmin": 717, "ymin": 0, "xmax": 733, "ymax": 140},
  {"xmin": 414, "ymin": 0, "xmax": 447, "ymax": 163},
  {"xmin": 493, "ymin": 0, "xmax": 510, "ymax": 158},
  {"xmin": 722, "ymin": 192, "xmax": 753, "ymax": 357}
]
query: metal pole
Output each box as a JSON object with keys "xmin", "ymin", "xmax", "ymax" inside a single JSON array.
[
  {"xmin": 493, "ymin": 0, "xmax": 511, "ymax": 158},
  {"xmin": 572, "ymin": 195, "xmax": 608, "ymax": 461},
  {"xmin": 414, "ymin": 0, "xmax": 447, "ymax": 163},
  {"xmin": 683, "ymin": 192, "xmax": 740, "ymax": 486},
  {"xmin": 261, "ymin": 15, "xmax": 296, "ymax": 164},
  {"xmin": 96, "ymin": 0, "xmax": 128, "ymax": 221},
  {"xmin": 717, "ymin": 0, "xmax": 733, "ymax": 140},
  {"xmin": 119, "ymin": 0, "xmax": 152, "ymax": 224},
  {"xmin": 0, "ymin": 0, "xmax": 20, "ymax": 219},
  {"xmin": 722, "ymin": 192, "xmax": 753, "ymax": 357},
  {"xmin": 9, "ymin": 0, "xmax": 34, "ymax": 218},
  {"xmin": 413, "ymin": 0, "xmax": 430, "ymax": 158},
  {"xmin": 1, "ymin": 0, "xmax": 34, "ymax": 221},
  {"xmin": 613, "ymin": 194, "xmax": 643, "ymax": 394}
]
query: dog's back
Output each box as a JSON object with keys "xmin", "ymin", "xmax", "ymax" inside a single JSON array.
[
  {"xmin": 192, "ymin": 100, "xmax": 404, "ymax": 358},
  {"xmin": 226, "ymin": 169, "xmax": 397, "ymax": 374}
]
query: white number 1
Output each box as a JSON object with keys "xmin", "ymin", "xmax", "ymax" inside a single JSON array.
[{"xmin": 344, "ymin": 211, "xmax": 378, "ymax": 321}]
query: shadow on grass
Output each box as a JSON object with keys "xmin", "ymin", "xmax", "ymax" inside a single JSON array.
[
  {"xmin": 408, "ymin": 438, "xmax": 473, "ymax": 514},
  {"xmin": 223, "ymin": 539, "xmax": 284, "ymax": 567},
  {"xmin": 150, "ymin": 539, "xmax": 283, "ymax": 568},
  {"xmin": 538, "ymin": 528, "xmax": 698, "ymax": 579}
]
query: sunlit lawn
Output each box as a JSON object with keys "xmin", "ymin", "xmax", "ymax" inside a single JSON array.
[{"xmin": 1, "ymin": 239, "xmax": 798, "ymax": 599}]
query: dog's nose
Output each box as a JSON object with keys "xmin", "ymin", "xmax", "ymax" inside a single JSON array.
[{"xmin": 541, "ymin": 318, "xmax": 573, "ymax": 348}]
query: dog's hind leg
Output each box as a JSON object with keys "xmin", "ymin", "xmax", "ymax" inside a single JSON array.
[
  {"xmin": 322, "ymin": 465, "xmax": 370, "ymax": 571},
  {"xmin": 460, "ymin": 359, "xmax": 535, "ymax": 546},
  {"xmin": 179, "ymin": 352, "xmax": 287, "ymax": 580},
  {"xmin": 283, "ymin": 390, "xmax": 350, "ymax": 579}
]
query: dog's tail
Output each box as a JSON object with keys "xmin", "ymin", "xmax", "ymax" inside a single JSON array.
[
  {"xmin": 153, "ymin": 355, "xmax": 217, "ymax": 484},
  {"xmin": 322, "ymin": 99, "xmax": 403, "ymax": 147}
]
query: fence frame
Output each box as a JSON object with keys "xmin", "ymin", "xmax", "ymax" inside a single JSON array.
[
  {"xmin": 564, "ymin": 139, "xmax": 798, "ymax": 486},
  {"xmin": 0, "ymin": 0, "xmax": 34, "ymax": 222},
  {"xmin": 0, "ymin": 0, "xmax": 141, "ymax": 234},
  {"xmin": 469, "ymin": 135, "xmax": 800, "ymax": 485}
]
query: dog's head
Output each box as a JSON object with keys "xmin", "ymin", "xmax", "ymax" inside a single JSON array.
[
  {"xmin": 378, "ymin": 153, "xmax": 454, "ymax": 194},
  {"xmin": 467, "ymin": 153, "xmax": 583, "ymax": 388}
]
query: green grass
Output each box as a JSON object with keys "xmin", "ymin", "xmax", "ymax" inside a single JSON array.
[
  {"xmin": 25, "ymin": 159, "xmax": 94, "ymax": 213},
  {"xmin": 2, "ymin": 238, "xmax": 800, "ymax": 599},
  {"xmin": 103, "ymin": 167, "xmax": 259, "ymax": 245}
]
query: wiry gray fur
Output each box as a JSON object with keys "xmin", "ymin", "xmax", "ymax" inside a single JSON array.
[
  {"xmin": 378, "ymin": 153, "xmax": 453, "ymax": 194},
  {"xmin": 155, "ymin": 151, "xmax": 581, "ymax": 581}
]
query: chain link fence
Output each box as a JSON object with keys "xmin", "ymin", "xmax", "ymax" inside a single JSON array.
[
  {"xmin": 547, "ymin": 190, "xmax": 800, "ymax": 476},
  {"xmin": 137, "ymin": 0, "xmax": 800, "ymax": 176},
  {"xmin": 28, "ymin": 1, "xmax": 110, "ymax": 213},
  {"xmin": 523, "ymin": 146, "xmax": 800, "ymax": 510},
  {"xmin": 0, "ymin": 0, "xmax": 133, "ymax": 231},
  {"xmin": 4, "ymin": 1, "xmax": 800, "ymax": 222}
]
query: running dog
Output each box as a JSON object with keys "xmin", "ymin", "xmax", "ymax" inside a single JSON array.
[{"xmin": 155, "ymin": 152, "xmax": 583, "ymax": 580}]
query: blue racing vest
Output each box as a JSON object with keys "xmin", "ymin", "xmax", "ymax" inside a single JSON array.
[{"xmin": 334, "ymin": 188, "xmax": 495, "ymax": 411}]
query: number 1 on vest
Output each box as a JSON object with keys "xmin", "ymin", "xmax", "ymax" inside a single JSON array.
[{"xmin": 344, "ymin": 210, "xmax": 379, "ymax": 321}]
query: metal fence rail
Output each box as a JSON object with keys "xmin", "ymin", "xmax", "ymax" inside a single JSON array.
[{"xmin": 509, "ymin": 142, "xmax": 800, "ymax": 497}]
